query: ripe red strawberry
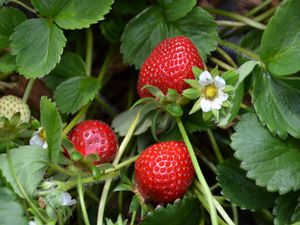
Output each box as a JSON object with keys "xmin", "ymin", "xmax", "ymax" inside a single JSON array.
[
  {"xmin": 137, "ymin": 36, "xmax": 204, "ymax": 98},
  {"xmin": 134, "ymin": 141, "xmax": 195, "ymax": 204},
  {"xmin": 68, "ymin": 120, "xmax": 118, "ymax": 164}
]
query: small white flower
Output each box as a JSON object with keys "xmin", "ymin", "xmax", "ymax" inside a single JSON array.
[
  {"xmin": 61, "ymin": 192, "xmax": 77, "ymax": 206},
  {"xmin": 28, "ymin": 221, "xmax": 37, "ymax": 225},
  {"xmin": 199, "ymin": 71, "xmax": 228, "ymax": 112},
  {"xmin": 30, "ymin": 127, "xmax": 48, "ymax": 149}
]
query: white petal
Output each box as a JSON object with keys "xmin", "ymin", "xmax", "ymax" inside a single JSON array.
[
  {"xmin": 61, "ymin": 192, "xmax": 77, "ymax": 206},
  {"xmin": 211, "ymin": 98, "xmax": 223, "ymax": 110},
  {"xmin": 218, "ymin": 91, "xmax": 229, "ymax": 101},
  {"xmin": 28, "ymin": 221, "xmax": 37, "ymax": 225},
  {"xmin": 214, "ymin": 76, "xmax": 226, "ymax": 89},
  {"xmin": 200, "ymin": 98, "xmax": 212, "ymax": 112},
  {"xmin": 29, "ymin": 135, "xmax": 44, "ymax": 147},
  {"xmin": 199, "ymin": 71, "xmax": 213, "ymax": 86}
]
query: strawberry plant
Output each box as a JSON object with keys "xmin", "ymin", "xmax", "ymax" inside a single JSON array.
[{"xmin": 0, "ymin": 0, "xmax": 300, "ymax": 225}]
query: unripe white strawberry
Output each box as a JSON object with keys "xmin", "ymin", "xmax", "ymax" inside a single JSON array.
[{"xmin": 0, "ymin": 95, "xmax": 30, "ymax": 127}]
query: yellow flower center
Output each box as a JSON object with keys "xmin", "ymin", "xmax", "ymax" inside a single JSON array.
[
  {"xmin": 38, "ymin": 128, "xmax": 47, "ymax": 141},
  {"xmin": 204, "ymin": 84, "xmax": 218, "ymax": 100}
]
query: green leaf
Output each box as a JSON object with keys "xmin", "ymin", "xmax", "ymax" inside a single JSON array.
[
  {"xmin": 0, "ymin": 52, "xmax": 16, "ymax": 73},
  {"xmin": 253, "ymin": 71, "xmax": 300, "ymax": 139},
  {"xmin": 0, "ymin": 186, "xmax": 27, "ymax": 225},
  {"xmin": 0, "ymin": 145, "xmax": 49, "ymax": 198},
  {"xmin": 44, "ymin": 52, "xmax": 86, "ymax": 90},
  {"xmin": 10, "ymin": 18, "xmax": 66, "ymax": 78},
  {"xmin": 54, "ymin": 76, "xmax": 101, "ymax": 114},
  {"xmin": 273, "ymin": 192, "xmax": 300, "ymax": 225},
  {"xmin": 40, "ymin": 97, "xmax": 63, "ymax": 163},
  {"xmin": 259, "ymin": 0, "xmax": 300, "ymax": 76},
  {"xmin": 219, "ymin": 61, "xmax": 258, "ymax": 127},
  {"xmin": 157, "ymin": 0, "xmax": 196, "ymax": 22},
  {"xmin": 112, "ymin": 103, "xmax": 157, "ymax": 136},
  {"xmin": 31, "ymin": 0, "xmax": 68, "ymax": 17},
  {"xmin": 182, "ymin": 88, "xmax": 201, "ymax": 100},
  {"xmin": 141, "ymin": 196, "xmax": 201, "ymax": 225},
  {"xmin": 217, "ymin": 158, "xmax": 277, "ymax": 210},
  {"xmin": 121, "ymin": 6, "xmax": 217, "ymax": 68},
  {"xmin": 0, "ymin": 7, "xmax": 26, "ymax": 49},
  {"xmin": 54, "ymin": 0, "xmax": 114, "ymax": 30},
  {"xmin": 183, "ymin": 111, "xmax": 213, "ymax": 133},
  {"xmin": 231, "ymin": 113, "xmax": 300, "ymax": 194}
]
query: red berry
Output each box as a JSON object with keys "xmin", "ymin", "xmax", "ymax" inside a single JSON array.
[
  {"xmin": 137, "ymin": 36, "xmax": 204, "ymax": 98},
  {"xmin": 68, "ymin": 120, "xmax": 118, "ymax": 164},
  {"xmin": 134, "ymin": 141, "xmax": 195, "ymax": 204}
]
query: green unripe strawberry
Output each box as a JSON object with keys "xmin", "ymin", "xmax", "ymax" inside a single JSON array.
[{"xmin": 0, "ymin": 95, "xmax": 31, "ymax": 127}]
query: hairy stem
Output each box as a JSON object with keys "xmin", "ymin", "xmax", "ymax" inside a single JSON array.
[
  {"xmin": 205, "ymin": 7, "xmax": 266, "ymax": 30},
  {"xmin": 10, "ymin": 0, "xmax": 36, "ymax": 14},
  {"xmin": 218, "ymin": 39, "xmax": 260, "ymax": 61},
  {"xmin": 22, "ymin": 79, "xmax": 34, "ymax": 103},
  {"xmin": 176, "ymin": 117, "xmax": 218, "ymax": 225},
  {"xmin": 77, "ymin": 175, "xmax": 91, "ymax": 225},
  {"xmin": 207, "ymin": 129, "xmax": 224, "ymax": 163},
  {"xmin": 97, "ymin": 110, "xmax": 141, "ymax": 225},
  {"xmin": 86, "ymin": 29, "xmax": 93, "ymax": 76}
]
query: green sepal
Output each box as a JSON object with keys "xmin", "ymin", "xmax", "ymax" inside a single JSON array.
[
  {"xmin": 202, "ymin": 111, "xmax": 212, "ymax": 121},
  {"xmin": 142, "ymin": 85, "xmax": 164, "ymax": 98},
  {"xmin": 212, "ymin": 109, "xmax": 219, "ymax": 122},
  {"xmin": 192, "ymin": 66, "xmax": 203, "ymax": 79},
  {"xmin": 70, "ymin": 151, "xmax": 83, "ymax": 161},
  {"xmin": 189, "ymin": 98, "xmax": 202, "ymax": 115},
  {"xmin": 210, "ymin": 66, "xmax": 219, "ymax": 77},
  {"xmin": 91, "ymin": 166, "xmax": 101, "ymax": 179},
  {"xmin": 166, "ymin": 89, "xmax": 180, "ymax": 102},
  {"xmin": 184, "ymin": 79, "xmax": 201, "ymax": 89},
  {"xmin": 7, "ymin": 112, "xmax": 21, "ymax": 128},
  {"xmin": 165, "ymin": 103, "xmax": 183, "ymax": 117},
  {"xmin": 182, "ymin": 88, "xmax": 201, "ymax": 100},
  {"xmin": 129, "ymin": 195, "xmax": 140, "ymax": 213}
]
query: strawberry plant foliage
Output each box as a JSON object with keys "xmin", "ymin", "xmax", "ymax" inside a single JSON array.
[
  {"xmin": 0, "ymin": 186, "xmax": 27, "ymax": 225},
  {"xmin": 0, "ymin": 146, "xmax": 49, "ymax": 198},
  {"xmin": 217, "ymin": 159, "xmax": 277, "ymax": 210},
  {"xmin": 259, "ymin": 0, "xmax": 300, "ymax": 76},
  {"xmin": 10, "ymin": 18, "xmax": 66, "ymax": 78},
  {"xmin": 121, "ymin": 3, "xmax": 218, "ymax": 68},
  {"xmin": 253, "ymin": 71, "xmax": 300, "ymax": 139},
  {"xmin": 54, "ymin": 76, "xmax": 101, "ymax": 114},
  {"xmin": 231, "ymin": 113, "xmax": 300, "ymax": 194},
  {"xmin": 40, "ymin": 97, "xmax": 63, "ymax": 164},
  {"xmin": 141, "ymin": 197, "xmax": 201, "ymax": 225},
  {"xmin": 0, "ymin": 53, "xmax": 16, "ymax": 74},
  {"xmin": 0, "ymin": 7, "xmax": 26, "ymax": 49}
]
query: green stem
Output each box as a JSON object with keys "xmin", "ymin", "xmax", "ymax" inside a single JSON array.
[
  {"xmin": 22, "ymin": 79, "xmax": 34, "ymax": 103},
  {"xmin": 130, "ymin": 211, "xmax": 137, "ymax": 225},
  {"xmin": 77, "ymin": 176, "xmax": 91, "ymax": 225},
  {"xmin": 7, "ymin": 151, "xmax": 48, "ymax": 223},
  {"xmin": 85, "ymin": 29, "xmax": 93, "ymax": 76},
  {"xmin": 176, "ymin": 117, "xmax": 218, "ymax": 225},
  {"xmin": 57, "ymin": 210, "xmax": 64, "ymax": 225},
  {"xmin": 205, "ymin": 8, "xmax": 266, "ymax": 30},
  {"xmin": 49, "ymin": 163, "xmax": 74, "ymax": 176},
  {"xmin": 214, "ymin": 199, "xmax": 235, "ymax": 225},
  {"xmin": 86, "ymin": 189, "xmax": 100, "ymax": 203},
  {"xmin": 61, "ymin": 171, "xmax": 119, "ymax": 191},
  {"xmin": 209, "ymin": 57, "xmax": 235, "ymax": 71},
  {"xmin": 97, "ymin": 48, "xmax": 114, "ymax": 84},
  {"xmin": 193, "ymin": 189, "xmax": 227, "ymax": 225},
  {"xmin": 216, "ymin": 20, "xmax": 245, "ymax": 27},
  {"xmin": 97, "ymin": 110, "xmax": 141, "ymax": 225},
  {"xmin": 106, "ymin": 155, "xmax": 138, "ymax": 172},
  {"xmin": 245, "ymin": 0, "xmax": 273, "ymax": 17},
  {"xmin": 254, "ymin": 7, "xmax": 277, "ymax": 22},
  {"xmin": 216, "ymin": 47, "xmax": 237, "ymax": 69},
  {"xmin": 207, "ymin": 129, "xmax": 223, "ymax": 163},
  {"xmin": 232, "ymin": 205, "xmax": 238, "ymax": 225},
  {"xmin": 62, "ymin": 103, "xmax": 91, "ymax": 136},
  {"xmin": 10, "ymin": 0, "xmax": 36, "ymax": 14},
  {"xmin": 95, "ymin": 95, "xmax": 117, "ymax": 117},
  {"xmin": 218, "ymin": 39, "xmax": 260, "ymax": 61}
]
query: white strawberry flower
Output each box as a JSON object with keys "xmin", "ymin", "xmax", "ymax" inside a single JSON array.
[
  {"xmin": 61, "ymin": 192, "xmax": 77, "ymax": 206},
  {"xmin": 198, "ymin": 71, "xmax": 228, "ymax": 112},
  {"xmin": 29, "ymin": 127, "xmax": 48, "ymax": 149}
]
